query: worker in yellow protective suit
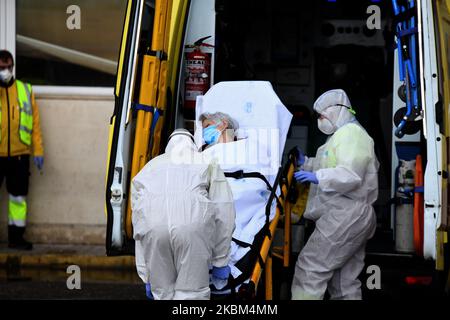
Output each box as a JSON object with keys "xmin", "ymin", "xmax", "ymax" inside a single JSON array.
[
  {"xmin": 292, "ymin": 89, "xmax": 379, "ymax": 300},
  {"xmin": 0, "ymin": 50, "xmax": 44, "ymax": 250}
]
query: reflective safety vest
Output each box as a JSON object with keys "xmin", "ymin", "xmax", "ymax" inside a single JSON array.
[{"xmin": 0, "ymin": 80, "xmax": 33, "ymax": 146}]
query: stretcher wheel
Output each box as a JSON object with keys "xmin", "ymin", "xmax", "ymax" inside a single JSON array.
[
  {"xmin": 393, "ymin": 107, "xmax": 422, "ymax": 135},
  {"xmin": 398, "ymin": 84, "xmax": 407, "ymax": 102}
]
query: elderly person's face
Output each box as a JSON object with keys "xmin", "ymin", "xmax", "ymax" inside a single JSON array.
[{"xmin": 201, "ymin": 118, "xmax": 233, "ymax": 145}]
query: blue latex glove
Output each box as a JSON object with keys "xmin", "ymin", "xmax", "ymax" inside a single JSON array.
[
  {"xmin": 33, "ymin": 156, "xmax": 44, "ymax": 170},
  {"xmin": 294, "ymin": 147, "xmax": 305, "ymax": 166},
  {"xmin": 211, "ymin": 266, "xmax": 231, "ymax": 280},
  {"xmin": 145, "ymin": 283, "xmax": 154, "ymax": 300},
  {"xmin": 294, "ymin": 170, "xmax": 318, "ymax": 184}
]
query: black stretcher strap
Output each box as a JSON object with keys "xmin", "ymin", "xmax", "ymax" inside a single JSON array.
[
  {"xmin": 262, "ymin": 218, "xmax": 272, "ymax": 240},
  {"xmin": 232, "ymin": 237, "xmax": 252, "ymax": 248},
  {"xmin": 231, "ymin": 238, "xmax": 266, "ymax": 269},
  {"xmin": 229, "ymin": 276, "xmax": 237, "ymax": 298},
  {"xmin": 277, "ymin": 198, "xmax": 284, "ymax": 216},
  {"xmin": 225, "ymin": 170, "xmax": 273, "ymax": 192},
  {"xmin": 225, "ymin": 170, "xmax": 276, "ymax": 240}
]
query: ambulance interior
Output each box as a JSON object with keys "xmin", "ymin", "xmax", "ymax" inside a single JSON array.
[{"xmin": 174, "ymin": 0, "xmax": 435, "ymax": 297}]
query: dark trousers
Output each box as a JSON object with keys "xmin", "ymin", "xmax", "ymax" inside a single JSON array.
[
  {"xmin": 0, "ymin": 155, "xmax": 30, "ymax": 227},
  {"xmin": 0, "ymin": 155, "xmax": 30, "ymax": 196}
]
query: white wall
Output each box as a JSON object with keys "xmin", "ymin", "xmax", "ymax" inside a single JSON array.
[
  {"xmin": 0, "ymin": 0, "xmax": 16, "ymax": 58},
  {"xmin": 0, "ymin": 88, "xmax": 114, "ymax": 245}
]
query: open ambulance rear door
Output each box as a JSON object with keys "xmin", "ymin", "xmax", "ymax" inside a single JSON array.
[
  {"xmin": 420, "ymin": 0, "xmax": 449, "ymax": 270},
  {"xmin": 105, "ymin": 0, "xmax": 190, "ymax": 256}
]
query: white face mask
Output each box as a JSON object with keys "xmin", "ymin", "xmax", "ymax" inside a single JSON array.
[
  {"xmin": 317, "ymin": 118, "xmax": 336, "ymax": 135},
  {"xmin": 0, "ymin": 69, "xmax": 13, "ymax": 84}
]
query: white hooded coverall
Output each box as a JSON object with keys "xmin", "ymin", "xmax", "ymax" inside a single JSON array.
[
  {"xmin": 291, "ymin": 89, "xmax": 379, "ymax": 300},
  {"xmin": 131, "ymin": 131, "xmax": 236, "ymax": 300}
]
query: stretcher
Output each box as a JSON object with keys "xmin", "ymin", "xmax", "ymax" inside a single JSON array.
[{"xmin": 194, "ymin": 81, "xmax": 298, "ymax": 299}]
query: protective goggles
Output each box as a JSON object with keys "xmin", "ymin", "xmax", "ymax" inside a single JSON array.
[{"xmin": 315, "ymin": 104, "xmax": 356, "ymax": 118}]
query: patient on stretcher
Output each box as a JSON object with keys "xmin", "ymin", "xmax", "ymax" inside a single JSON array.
[
  {"xmin": 199, "ymin": 112, "xmax": 278, "ymax": 292},
  {"xmin": 195, "ymin": 81, "xmax": 293, "ymax": 294}
]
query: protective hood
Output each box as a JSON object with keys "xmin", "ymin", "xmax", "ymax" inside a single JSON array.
[
  {"xmin": 165, "ymin": 129, "xmax": 197, "ymax": 153},
  {"xmin": 313, "ymin": 89, "xmax": 356, "ymax": 133}
]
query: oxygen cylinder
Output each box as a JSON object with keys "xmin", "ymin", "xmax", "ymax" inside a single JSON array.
[{"xmin": 395, "ymin": 159, "xmax": 416, "ymax": 253}]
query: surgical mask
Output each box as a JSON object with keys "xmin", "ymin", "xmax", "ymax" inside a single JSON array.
[
  {"xmin": 203, "ymin": 125, "xmax": 221, "ymax": 145},
  {"xmin": 318, "ymin": 118, "xmax": 336, "ymax": 135},
  {"xmin": 0, "ymin": 69, "xmax": 13, "ymax": 84}
]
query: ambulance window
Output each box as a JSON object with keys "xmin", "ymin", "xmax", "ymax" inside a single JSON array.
[
  {"xmin": 15, "ymin": 0, "xmax": 127, "ymax": 87},
  {"xmin": 138, "ymin": 0, "xmax": 155, "ymax": 54}
]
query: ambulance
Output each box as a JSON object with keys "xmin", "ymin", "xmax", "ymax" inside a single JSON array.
[{"xmin": 105, "ymin": 0, "xmax": 450, "ymax": 297}]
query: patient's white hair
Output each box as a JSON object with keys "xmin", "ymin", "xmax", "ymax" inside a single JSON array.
[{"xmin": 199, "ymin": 112, "xmax": 239, "ymax": 130}]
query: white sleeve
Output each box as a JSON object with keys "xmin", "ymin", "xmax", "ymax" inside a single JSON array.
[
  {"xmin": 130, "ymin": 179, "xmax": 150, "ymax": 284},
  {"xmin": 208, "ymin": 162, "xmax": 236, "ymax": 268},
  {"xmin": 131, "ymin": 179, "xmax": 149, "ymax": 241},
  {"xmin": 302, "ymin": 156, "xmax": 316, "ymax": 171},
  {"xmin": 135, "ymin": 239, "xmax": 149, "ymax": 284}
]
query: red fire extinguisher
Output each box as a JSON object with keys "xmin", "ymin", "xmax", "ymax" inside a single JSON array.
[{"xmin": 184, "ymin": 36, "xmax": 214, "ymax": 112}]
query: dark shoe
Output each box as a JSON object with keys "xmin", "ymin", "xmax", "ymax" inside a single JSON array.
[{"xmin": 8, "ymin": 225, "xmax": 33, "ymax": 250}]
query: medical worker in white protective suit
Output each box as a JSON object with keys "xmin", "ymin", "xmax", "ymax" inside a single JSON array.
[
  {"xmin": 131, "ymin": 129, "xmax": 236, "ymax": 300},
  {"xmin": 291, "ymin": 89, "xmax": 379, "ymax": 300}
]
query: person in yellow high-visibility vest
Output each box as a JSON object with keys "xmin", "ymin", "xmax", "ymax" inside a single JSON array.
[{"xmin": 0, "ymin": 50, "xmax": 44, "ymax": 250}]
